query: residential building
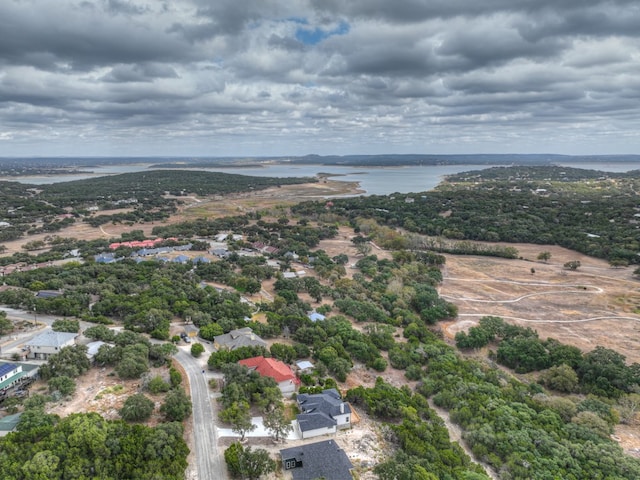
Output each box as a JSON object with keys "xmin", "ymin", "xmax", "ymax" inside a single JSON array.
[
  {"xmin": 35, "ymin": 290, "xmax": 63, "ymax": 299},
  {"xmin": 213, "ymin": 327, "xmax": 267, "ymax": 351},
  {"xmin": 295, "ymin": 360, "xmax": 314, "ymax": 374},
  {"xmin": 25, "ymin": 330, "xmax": 78, "ymax": 360},
  {"xmin": 280, "ymin": 439, "xmax": 353, "ymax": 480},
  {"xmin": 0, "ymin": 363, "xmax": 23, "ymax": 393},
  {"xmin": 239, "ymin": 356, "xmax": 299, "ymax": 396},
  {"xmin": 296, "ymin": 389, "xmax": 352, "ymax": 439},
  {"xmin": 85, "ymin": 341, "xmax": 106, "ymax": 362},
  {"xmin": 307, "ymin": 311, "xmax": 325, "ymax": 322},
  {"xmin": 0, "ymin": 362, "xmax": 39, "ymax": 392}
]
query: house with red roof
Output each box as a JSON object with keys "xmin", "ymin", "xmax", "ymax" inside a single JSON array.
[{"xmin": 238, "ymin": 356, "xmax": 299, "ymax": 396}]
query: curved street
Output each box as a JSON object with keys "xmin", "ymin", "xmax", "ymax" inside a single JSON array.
[{"xmin": 175, "ymin": 349, "xmax": 227, "ymax": 480}]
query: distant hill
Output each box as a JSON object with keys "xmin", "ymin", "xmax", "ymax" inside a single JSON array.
[{"xmin": 2, "ymin": 154, "xmax": 640, "ymax": 170}]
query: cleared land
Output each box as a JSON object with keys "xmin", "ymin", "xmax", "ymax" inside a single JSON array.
[{"xmin": 438, "ymin": 243, "xmax": 640, "ymax": 363}]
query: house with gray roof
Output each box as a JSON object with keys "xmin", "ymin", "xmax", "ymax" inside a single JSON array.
[
  {"xmin": 85, "ymin": 341, "xmax": 107, "ymax": 362},
  {"xmin": 213, "ymin": 327, "xmax": 267, "ymax": 351},
  {"xmin": 0, "ymin": 413, "xmax": 21, "ymax": 437},
  {"xmin": 280, "ymin": 439, "xmax": 353, "ymax": 480},
  {"xmin": 307, "ymin": 311, "xmax": 325, "ymax": 322},
  {"xmin": 172, "ymin": 254, "xmax": 190, "ymax": 264},
  {"xmin": 35, "ymin": 290, "xmax": 64, "ymax": 299},
  {"xmin": 25, "ymin": 329, "xmax": 78, "ymax": 360},
  {"xmin": 296, "ymin": 389, "xmax": 352, "ymax": 439}
]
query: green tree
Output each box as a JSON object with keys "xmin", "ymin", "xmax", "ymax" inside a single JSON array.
[
  {"xmin": 51, "ymin": 319, "xmax": 80, "ymax": 333},
  {"xmin": 39, "ymin": 345, "xmax": 91, "ymax": 380},
  {"xmin": 48, "ymin": 376, "xmax": 76, "ymax": 397},
  {"xmin": 537, "ymin": 251, "xmax": 552, "ymax": 262},
  {"xmin": 263, "ymin": 404, "xmax": 293, "ymax": 442},
  {"xmin": 0, "ymin": 311, "xmax": 13, "ymax": 335},
  {"xmin": 571, "ymin": 411, "xmax": 612, "ymax": 438},
  {"xmin": 119, "ymin": 393, "xmax": 155, "ymax": 422},
  {"xmin": 270, "ymin": 343, "xmax": 297, "ymax": 363},
  {"xmin": 147, "ymin": 375, "xmax": 171, "ymax": 394},
  {"xmin": 83, "ymin": 324, "xmax": 116, "ymax": 342},
  {"xmin": 115, "ymin": 344, "xmax": 149, "ymax": 379},
  {"xmin": 220, "ymin": 400, "xmax": 255, "ymax": 441},
  {"xmin": 564, "ymin": 260, "xmax": 581, "ymax": 270},
  {"xmin": 539, "ymin": 364, "xmax": 579, "ymax": 393},
  {"xmin": 169, "ymin": 366, "xmax": 182, "ymax": 387},
  {"xmin": 224, "ymin": 443, "xmax": 276, "ymax": 480},
  {"xmin": 190, "ymin": 342, "xmax": 205, "ymax": 357},
  {"xmin": 224, "ymin": 442, "xmax": 243, "ymax": 477},
  {"xmin": 21, "ymin": 450, "xmax": 60, "ymax": 479},
  {"xmin": 160, "ymin": 389, "xmax": 192, "ymax": 421},
  {"xmin": 199, "ymin": 322, "xmax": 224, "ymax": 341}
]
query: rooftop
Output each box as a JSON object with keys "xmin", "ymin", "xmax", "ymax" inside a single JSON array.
[
  {"xmin": 280, "ymin": 440, "xmax": 353, "ymax": 480},
  {"xmin": 239, "ymin": 356, "xmax": 298, "ymax": 383},
  {"xmin": 27, "ymin": 329, "xmax": 78, "ymax": 348}
]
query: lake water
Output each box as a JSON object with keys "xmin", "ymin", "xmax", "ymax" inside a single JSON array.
[{"xmin": 4, "ymin": 161, "xmax": 638, "ymax": 196}]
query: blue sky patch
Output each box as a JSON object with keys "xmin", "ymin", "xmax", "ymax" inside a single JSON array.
[{"xmin": 295, "ymin": 21, "xmax": 350, "ymax": 46}]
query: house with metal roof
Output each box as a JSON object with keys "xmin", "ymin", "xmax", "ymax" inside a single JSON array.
[
  {"xmin": 0, "ymin": 413, "xmax": 22, "ymax": 437},
  {"xmin": 0, "ymin": 363, "xmax": 24, "ymax": 392},
  {"xmin": 35, "ymin": 290, "xmax": 64, "ymax": 299},
  {"xmin": 296, "ymin": 360, "xmax": 314, "ymax": 373},
  {"xmin": 280, "ymin": 439, "xmax": 353, "ymax": 480},
  {"xmin": 85, "ymin": 341, "xmax": 107, "ymax": 362},
  {"xmin": 296, "ymin": 389, "xmax": 352, "ymax": 439},
  {"xmin": 0, "ymin": 362, "xmax": 39, "ymax": 393},
  {"xmin": 307, "ymin": 311, "xmax": 326, "ymax": 322},
  {"xmin": 25, "ymin": 329, "xmax": 78, "ymax": 360}
]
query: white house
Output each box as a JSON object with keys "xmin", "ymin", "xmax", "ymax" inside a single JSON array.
[
  {"xmin": 25, "ymin": 330, "xmax": 78, "ymax": 360},
  {"xmin": 0, "ymin": 363, "xmax": 23, "ymax": 393},
  {"xmin": 296, "ymin": 389, "xmax": 352, "ymax": 439}
]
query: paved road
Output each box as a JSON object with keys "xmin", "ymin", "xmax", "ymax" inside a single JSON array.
[
  {"xmin": 175, "ymin": 349, "xmax": 227, "ymax": 480},
  {"xmin": 0, "ymin": 306, "xmax": 95, "ymax": 353}
]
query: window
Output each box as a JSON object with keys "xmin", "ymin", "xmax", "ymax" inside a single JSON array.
[
  {"xmin": 346, "ymin": 416, "xmax": 350, "ymax": 423},
  {"xmin": 284, "ymin": 458, "xmax": 298, "ymax": 470}
]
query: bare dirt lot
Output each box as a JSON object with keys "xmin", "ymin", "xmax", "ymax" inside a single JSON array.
[{"xmin": 438, "ymin": 243, "xmax": 640, "ymax": 363}]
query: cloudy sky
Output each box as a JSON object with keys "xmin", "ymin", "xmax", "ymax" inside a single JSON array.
[{"xmin": 2, "ymin": 0, "xmax": 640, "ymax": 157}]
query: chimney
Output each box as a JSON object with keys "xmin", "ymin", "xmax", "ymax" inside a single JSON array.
[{"xmin": 340, "ymin": 403, "xmax": 344, "ymax": 414}]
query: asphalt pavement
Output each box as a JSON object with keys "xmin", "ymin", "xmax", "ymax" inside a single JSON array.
[{"xmin": 176, "ymin": 349, "xmax": 227, "ymax": 480}]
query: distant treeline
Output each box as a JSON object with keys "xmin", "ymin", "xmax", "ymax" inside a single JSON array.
[
  {"xmin": 0, "ymin": 170, "xmax": 314, "ymax": 241},
  {"xmin": 292, "ymin": 166, "xmax": 640, "ymax": 264}
]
